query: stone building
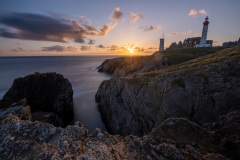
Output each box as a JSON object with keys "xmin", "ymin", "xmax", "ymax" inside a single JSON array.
[
  {"xmin": 223, "ymin": 38, "xmax": 240, "ymax": 47},
  {"xmin": 167, "ymin": 37, "xmax": 213, "ymax": 50}
]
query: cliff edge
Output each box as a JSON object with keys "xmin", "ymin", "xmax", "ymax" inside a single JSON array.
[{"xmin": 96, "ymin": 47, "xmax": 240, "ymax": 136}]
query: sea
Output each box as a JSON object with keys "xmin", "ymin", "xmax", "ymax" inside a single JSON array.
[{"xmin": 0, "ymin": 56, "xmax": 117, "ymax": 132}]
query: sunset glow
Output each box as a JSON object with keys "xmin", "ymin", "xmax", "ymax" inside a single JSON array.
[{"xmin": 0, "ymin": 0, "xmax": 239, "ymax": 56}]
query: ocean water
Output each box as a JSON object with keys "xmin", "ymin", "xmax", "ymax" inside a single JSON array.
[{"xmin": 0, "ymin": 56, "xmax": 116, "ymax": 132}]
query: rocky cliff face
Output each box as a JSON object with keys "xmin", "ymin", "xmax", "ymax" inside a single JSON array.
[
  {"xmin": 0, "ymin": 72, "xmax": 74, "ymax": 126},
  {"xmin": 98, "ymin": 53, "xmax": 164, "ymax": 77},
  {"xmin": 0, "ymin": 104, "xmax": 238, "ymax": 159},
  {"xmin": 96, "ymin": 47, "xmax": 240, "ymax": 136}
]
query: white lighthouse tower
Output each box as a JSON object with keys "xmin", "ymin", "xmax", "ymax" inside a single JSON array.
[
  {"xmin": 159, "ymin": 34, "xmax": 164, "ymax": 51},
  {"xmin": 195, "ymin": 16, "xmax": 211, "ymax": 47}
]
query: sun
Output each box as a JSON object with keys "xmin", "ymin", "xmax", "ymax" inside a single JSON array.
[{"xmin": 128, "ymin": 48, "xmax": 135, "ymax": 54}]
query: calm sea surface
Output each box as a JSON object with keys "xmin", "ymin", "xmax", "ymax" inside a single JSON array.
[{"xmin": 0, "ymin": 56, "xmax": 116, "ymax": 132}]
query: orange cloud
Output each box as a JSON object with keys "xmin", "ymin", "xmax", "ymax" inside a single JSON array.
[
  {"xmin": 188, "ymin": 9, "xmax": 197, "ymax": 17},
  {"xmin": 167, "ymin": 31, "xmax": 179, "ymax": 37},
  {"xmin": 199, "ymin": 9, "xmax": 207, "ymax": 15},
  {"xmin": 81, "ymin": 45, "xmax": 91, "ymax": 51}
]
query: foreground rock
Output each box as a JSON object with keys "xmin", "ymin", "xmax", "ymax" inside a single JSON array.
[
  {"xmin": 0, "ymin": 105, "xmax": 238, "ymax": 159},
  {"xmin": 0, "ymin": 72, "xmax": 74, "ymax": 126},
  {"xmin": 96, "ymin": 47, "xmax": 240, "ymax": 136}
]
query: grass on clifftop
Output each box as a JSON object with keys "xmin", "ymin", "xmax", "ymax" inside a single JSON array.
[
  {"xmin": 145, "ymin": 46, "xmax": 240, "ymax": 77},
  {"xmin": 152, "ymin": 46, "xmax": 227, "ymax": 65}
]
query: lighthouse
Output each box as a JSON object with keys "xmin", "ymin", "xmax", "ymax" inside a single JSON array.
[
  {"xmin": 159, "ymin": 34, "xmax": 164, "ymax": 51},
  {"xmin": 195, "ymin": 16, "xmax": 211, "ymax": 47}
]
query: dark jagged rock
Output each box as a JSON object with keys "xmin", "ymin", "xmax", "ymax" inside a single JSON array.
[
  {"xmin": 0, "ymin": 103, "xmax": 32, "ymax": 121},
  {"xmin": 32, "ymin": 111, "xmax": 62, "ymax": 127},
  {"xmin": 96, "ymin": 47, "xmax": 240, "ymax": 136},
  {"xmin": 0, "ymin": 105, "xmax": 238, "ymax": 159},
  {"xmin": 0, "ymin": 72, "xmax": 74, "ymax": 126}
]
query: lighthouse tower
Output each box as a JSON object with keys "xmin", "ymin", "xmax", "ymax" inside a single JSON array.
[
  {"xmin": 159, "ymin": 34, "xmax": 164, "ymax": 51},
  {"xmin": 200, "ymin": 16, "xmax": 209, "ymax": 44},
  {"xmin": 195, "ymin": 16, "xmax": 211, "ymax": 47}
]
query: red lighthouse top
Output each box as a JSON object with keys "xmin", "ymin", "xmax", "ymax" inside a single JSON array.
[{"xmin": 203, "ymin": 16, "xmax": 209, "ymax": 26}]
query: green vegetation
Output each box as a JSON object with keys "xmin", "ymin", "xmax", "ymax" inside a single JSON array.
[
  {"xmin": 127, "ymin": 77, "xmax": 150, "ymax": 85},
  {"xmin": 153, "ymin": 46, "xmax": 227, "ymax": 65},
  {"xmin": 145, "ymin": 46, "xmax": 240, "ymax": 77}
]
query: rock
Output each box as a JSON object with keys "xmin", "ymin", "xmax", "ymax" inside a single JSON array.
[
  {"xmin": 98, "ymin": 54, "xmax": 164, "ymax": 77},
  {"xmin": 0, "ymin": 103, "xmax": 32, "ymax": 121},
  {"xmin": 0, "ymin": 72, "xmax": 74, "ymax": 126},
  {"xmin": 31, "ymin": 111, "xmax": 62, "ymax": 127},
  {"xmin": 150, "ymin": 118, "xmax": 213, "ymax": 148},
  {"xmin": 96, "ymin": 47, "xmax": 240, "ymax": 136},
  {"xmin": 0, "ymin": 106, "xmax": 238, "ymax": 159}
]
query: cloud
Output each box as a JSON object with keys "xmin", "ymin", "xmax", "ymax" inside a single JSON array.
[
  {"xmin": 109, "ymin": 45, "xmax": 118, "ymax": 50},
  {"xmin": 88, "ymin": 39, "xmax": 95, "ymax": 44},
  {"xmin": 42, "ymin": 45, "xmax": 78, "ymax": 52},
  {"xmin": 66, "ymin": 46, "xmax": 78, "ymax": 52},
  {"xmin": 42, "ymin": 45, "xmax": 65, "ymax": 52},
  {"xmin": 139, "ymin": 25, "xmax": 160, "ymax": 32},
  {"xmin": 129, "ymin": 12, "xmax": 143, "ymax": 22},
  {"xmin": 167, "ymin": 31, "xmax": 179, "ymax": 37},
  {"xmin": 188, "ymin": 9, "xmax": 208, "ymax": 17},
  {"xmin": 110, "ymin": 7, "xmax": 123, "ymax": 20},
  {"xmin": 199, "ymin": 9, "xmax": 207, "ymax": 15},
  {"xmin": 134, "ymin": 47, "xmax": 145, "ymax": 52},
  {"xmin": 80, "ymin": 45, "xmax": 91, "ymax": 51},
  {"xmin": 97, "ymin": 45, "xmax": 105, "ymax": 48},
  {"xmin": 148, "ymin": 47, "xmax": 157, "ymax": 50},
  {"xmin": 0, "ymin": 12, "xmax": 117, "ymax": 43},
  {"xmin": 182, "ymin": 30, "xmax": 192, "ymax": 35},
  {"xmin": 188, "ymin": 9, "xmax": 197, "ymax": 16},
  {"xmin": 11, "ymin": 47, "xmax": 25, "ymax": 52}
]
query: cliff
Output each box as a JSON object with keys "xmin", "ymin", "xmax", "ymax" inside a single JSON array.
[
  {"xmin": 96, "ymin": 47, "xmax": 240, "ymax": 136},
  {"xmin": 0, "ymin": 104, "xmax": 239, "ymax": 159},
  {"xmin": 98, "ymin": 47, "xmax": 225, "ymax": 77}
]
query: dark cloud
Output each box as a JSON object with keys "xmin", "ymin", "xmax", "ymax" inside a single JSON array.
[
  {"xmin": 11, "ymin": 47, "xmax": 25, "ymax": 52},
  {"xmin": 97, "ymin": 45, "xmax": 105, "ymax": 48},
  {"xmin": 139, "ymin": 25, "xmax": 160, "ymax": 32},
  {"xmin": 148, "ymin": 47, "xmax": 157, "ymax": 50},
  {"xmin": 88, "ymin": 39, "xmax": 95, "ymax": 44},
  {"xmin": 66, "ymin": 46, "xmax": 78, "ymax": 52},
  {"xmin": 129, "ymin": 12, "xmax": 143, "ymax": 22},
  {"xmin": 42, "ymin": 45, "xmax": 77, "ymax": 52},
  {"xmin": 110, "ymin": 7, "xmax": 123, "ymax": 20},
  {"xmin": 81, "ymin": 45, "xmax": 91, "ymax": 51},
  {"xmin": 109, "ymin": 45, "xmax": 118, "ymax": 50},
  {"xmin": 42, "ymin": 45, "xmax": 65, "ymax": 52},
  {"xmin": 0, "ymin": 12, "xmax": 117, "ymax": 43}
]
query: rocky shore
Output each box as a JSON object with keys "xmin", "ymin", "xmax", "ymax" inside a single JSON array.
[{"xmin": 0, "ymin": 103, "xmax": 239, "ymax": 159}]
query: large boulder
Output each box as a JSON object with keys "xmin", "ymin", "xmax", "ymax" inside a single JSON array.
[
  {"xmin": 96, "ymin": 47, "xmax": 240, "ymax": 136},
  {"xmin": 0, "ymin": 72, "xmax": 74, "ymax": 126}
]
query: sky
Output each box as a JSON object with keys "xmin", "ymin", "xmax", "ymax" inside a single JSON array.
[{"xmin": 0, "ymin": 0, "xmax": 239, "ymax": 56}]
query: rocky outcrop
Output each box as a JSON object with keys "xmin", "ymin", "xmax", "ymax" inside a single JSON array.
[
  {"xmin": 98, "ymin": 53, "xmax": 164, "ymax": 77},
  {"xmin": 96, "ymin": 47, "xmax": 240, "ymax": 136},
  {"xmin": 0, "ymin": 106, "xmax": 240, "ymax": 160},
  {"xmin": 0, "ymin": 104, "xmax": 238, "ymax": 159},
  {"xmin": 0, "ymin": 72, "xmax": 74, "ymax": 126}
]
